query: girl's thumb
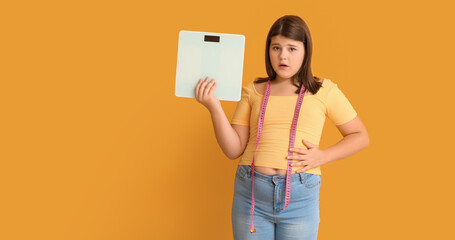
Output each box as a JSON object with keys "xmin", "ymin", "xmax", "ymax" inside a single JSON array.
[{"xmin": 302, "ymin": 139, "xmax": 313, "ymax": 148}]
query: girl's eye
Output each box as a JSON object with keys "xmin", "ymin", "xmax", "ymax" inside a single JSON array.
[
  {"xmin": 273, "ymin": 47, "xmax": 279, "ymax": 50},
  {"xmin": 290, "ymin": 48, "xmax": 296, "ymax": 51}
]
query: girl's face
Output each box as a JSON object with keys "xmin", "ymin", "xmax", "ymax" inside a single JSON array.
[{"xmin": 269, "ymin": 35, "xmax": 305, "ymax": 82}]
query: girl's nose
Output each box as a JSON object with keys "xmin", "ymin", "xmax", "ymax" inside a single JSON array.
[{"xmin": 280, "ymin": 51, "xmax": 288, "ymax": 59}]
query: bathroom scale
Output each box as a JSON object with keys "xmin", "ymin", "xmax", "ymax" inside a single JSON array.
[{"xmin": 175, "ymin": 30, "xmax": 245, "ymax": 101}]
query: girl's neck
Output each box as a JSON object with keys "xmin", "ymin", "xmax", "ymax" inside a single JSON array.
[
  {"xmin": 273, "ymin": 77, "xmax": 324, "ymax": 85},
  {"xmin": 272, "ymin": 77, "xmax": 294, "ymax": 86}
]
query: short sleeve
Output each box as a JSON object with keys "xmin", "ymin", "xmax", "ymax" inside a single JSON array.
[
  {"xmin": 326, "ymin": 84, "xmax": 357, "ymax": 125},
  {"xmin": 231, "ymin": 84, "xmax": 251, "ymax": 126}
]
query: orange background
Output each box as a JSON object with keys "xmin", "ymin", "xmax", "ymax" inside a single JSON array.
[{"xmin": 1, "ymin": 0, "xmax": 454, "ymax": 239}]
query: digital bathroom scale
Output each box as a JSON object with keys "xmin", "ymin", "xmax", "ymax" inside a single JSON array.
[{"xmin": 175, "ymin": 30, "xmax": 245, "ymax": 101}]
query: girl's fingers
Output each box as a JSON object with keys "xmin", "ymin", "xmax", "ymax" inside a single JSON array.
[
  {"xmin": 195, "ymin": 79, "xmax": 202, "ymax": 97},
  {"xmin": 200, "ymin": 77, "xmax": 210, "ymax": 95},
  {"xmin": 196, "ymin": 78, "xmax": 205, "ymax": 98},
  {"xmin": 195, "ymin": 77, "xmax": 214, "ymax": 102},
  {"xmin": 203, "ymin": 78, "xmax": 215, "ymax": 96},
  {"xmin": 291, "ymin": 148, "xmax": 309, "ymax": 155},
  {"xmin": 292, "ymin": 161, "xmax": 309, "ymax": 169},
  {"xmin": 288, "ymin": 154, "xmax": 308, "ymax": 161},
  {"xmin": 208, "ymin": 81, "xmax": 216, "ymax": 95},
  {"xmin": 208, "ymin": 79, "xmax": 216, "ymax": 93}
]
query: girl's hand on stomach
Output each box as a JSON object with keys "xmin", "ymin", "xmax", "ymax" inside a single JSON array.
[
  {"xmin": 195, "ymin": 77, "xmax": 221, "ymax": 112},
  {"xmin": 287, "ymin": 139, "xmax": 328, "ymax": 173}
]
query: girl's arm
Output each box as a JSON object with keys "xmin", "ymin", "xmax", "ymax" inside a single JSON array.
[
  {"xmin": 195, "ymin": 77, "xmax": 247, "ymax": 160},
  {"xmin": 288, "ymin": 115, "xmax": 369, "ymax": 173},
  {"xmin": 209, "ymin": 106, "xmax": 249, "ymax": 160},
  {"xmin": 321, "ymin": 115, "xmax": 369, "ymax": 164}
]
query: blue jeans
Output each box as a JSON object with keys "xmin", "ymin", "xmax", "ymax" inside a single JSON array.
[{"xmin": 232, "ymin": 165, "xmax": 321, "ymax": 240}]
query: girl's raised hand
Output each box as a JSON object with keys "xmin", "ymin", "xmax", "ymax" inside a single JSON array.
[
  {"xmin": 195, "ymin": 77, "xmax": 221, "ymax": 111},
  {"xmin": 287, "ymin": 139, "xmax": 328, "ymax": 173}
]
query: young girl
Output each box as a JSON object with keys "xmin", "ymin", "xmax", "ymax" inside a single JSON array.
[{"xmin": 195, "ymin": 15, "xmax": 369, "ymax": 240}]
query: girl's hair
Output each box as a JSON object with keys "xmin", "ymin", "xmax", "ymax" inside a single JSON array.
[{"xmin": 254, "ymin": 15, "xmax": 323, "ymax": 95}]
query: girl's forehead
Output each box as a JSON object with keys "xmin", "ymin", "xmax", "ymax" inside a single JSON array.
[{"xmin": 270, "ymin": 35, "xmax": 303, "ymax": 46}]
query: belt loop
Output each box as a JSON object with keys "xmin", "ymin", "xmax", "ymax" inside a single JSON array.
[
  {"xmin": 247, "ymin": 165, "xmax": 252, "ymax": 178},
  {"xmin": 299, "ymin": 172, "xmax": 305, "ymax": 184}
]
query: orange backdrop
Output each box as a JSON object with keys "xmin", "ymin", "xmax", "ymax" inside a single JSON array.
[{"xmin": 1, "ymin": 0, "xmax": 454, "ymax": 239}]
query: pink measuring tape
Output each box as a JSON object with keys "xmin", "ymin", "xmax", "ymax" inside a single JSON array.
[{"xmin": 249, "ymin": 78, "xmax": 306, "ymax": 233}]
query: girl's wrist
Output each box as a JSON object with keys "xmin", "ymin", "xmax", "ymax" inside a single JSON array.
[
  {"xmin": 320, "ymin": 149, "xmax": 331, "ymax": 165},
  {"xmin": 208, "ymin": 102, "xmax": 222, "ymax": 114}
]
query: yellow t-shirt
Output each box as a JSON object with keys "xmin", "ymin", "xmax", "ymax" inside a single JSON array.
[{"xmin": 231, "ymin": 78, "xmax": 357, "ymax": 175}]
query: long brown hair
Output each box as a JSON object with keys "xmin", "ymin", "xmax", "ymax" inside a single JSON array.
[{"xmin": 254, "ymin": 15, "xmax": 322, "ymax": 95}]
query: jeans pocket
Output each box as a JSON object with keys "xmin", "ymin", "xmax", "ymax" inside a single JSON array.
[
  {"xmin": 236, "ymin": 165, "xmax": 249, "ymax": 182},
  {"xmin": 303, "ymin": 173, "xmax": 321, "ymax": 189}
]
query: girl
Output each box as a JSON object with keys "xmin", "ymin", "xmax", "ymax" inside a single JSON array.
[{"xmin": 195, "ymin": 15, "xmax": 369, "ymax": 240}]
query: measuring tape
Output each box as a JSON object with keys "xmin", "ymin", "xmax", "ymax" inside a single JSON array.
[{"xmin": 249, "ymin": 78, "xmax": 306, "ymax": 233}]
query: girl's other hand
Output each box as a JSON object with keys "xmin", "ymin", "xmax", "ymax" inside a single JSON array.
[
  {"xmin": 195, "ymin": 77, "xmax": 221, "ymax": 112},
  {"xmin": 287, "ymin": 139, "xmax": 328, "ymax": 173}
]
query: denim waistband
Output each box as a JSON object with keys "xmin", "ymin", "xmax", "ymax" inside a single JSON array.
[{"xmin": 238, "ymin": 164, "xmax": 311, "ymax": 184}]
